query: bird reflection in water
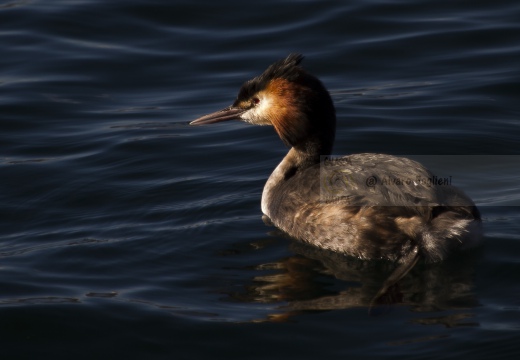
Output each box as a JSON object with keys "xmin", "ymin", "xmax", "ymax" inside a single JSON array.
[{"xmin": 219, "ymin": 234, "xmax": 481, "ymax": 325}]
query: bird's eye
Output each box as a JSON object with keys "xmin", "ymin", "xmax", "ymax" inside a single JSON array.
[{"xmin": 252, "ymin": 97, "xmax": 260, "ymax": 105}]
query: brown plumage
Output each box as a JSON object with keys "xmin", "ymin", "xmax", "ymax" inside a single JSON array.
[{"xmin": 190, "ymin": 54, "xmax": 482, "ymax": 301}]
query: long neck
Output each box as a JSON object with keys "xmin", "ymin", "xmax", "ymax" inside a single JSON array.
[
  {"xmin": 267, "ymin": 73, "xmax": 336, "ymax": 166},
  {"xmin": 261, "ymin": 143, "xmax": 332, "ymax": 219},
  {"xmin": 262, "ymin": 78, "xmax": 337, "ymax": 216},
  {"xmin": 262, "ymin": 107, "xmax": 336, "ymax": 216},
  {"xmin": 293, "ymin": 133, "xmax": 334, "ymax": 167},
  {"xmin": 261, "ymin": 148, "xmax": 302, "ymax": 217},
  {"xmin": 272, "ymin": 111, "xmax": 336, "ymax": 167}
]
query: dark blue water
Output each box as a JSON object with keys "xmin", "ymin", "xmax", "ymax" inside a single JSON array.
[{"xmin": 1, "ymin": 0, "xmax": 519, "ymax": 358}]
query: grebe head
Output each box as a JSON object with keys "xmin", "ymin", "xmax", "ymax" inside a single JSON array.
[{"xmin": 190, "ymin": 54, "xmax": 336, "ymax": 156}]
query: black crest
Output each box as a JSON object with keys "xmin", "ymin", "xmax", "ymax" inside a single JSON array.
[
  {"xmin": 235, "ymin": 53, "xmax": 305, "ymax": 101},
  {"xmin": 259, "ymin": 53, "xmax": 304, "ymax": 83}
]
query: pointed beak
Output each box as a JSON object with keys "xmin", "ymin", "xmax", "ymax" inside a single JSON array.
[{"xmin": 189, "ymin": 106, "xmax": 246, "ymax": 125}]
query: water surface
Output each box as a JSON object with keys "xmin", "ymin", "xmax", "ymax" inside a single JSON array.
[{"xmin": 1, "ymin": 0, "xmax": 519, "ymax": 358}]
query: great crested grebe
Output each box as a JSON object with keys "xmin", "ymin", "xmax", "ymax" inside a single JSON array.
[{"xmin": 190, "ymin": 54, "xmax": 481, "ymax": 296}]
